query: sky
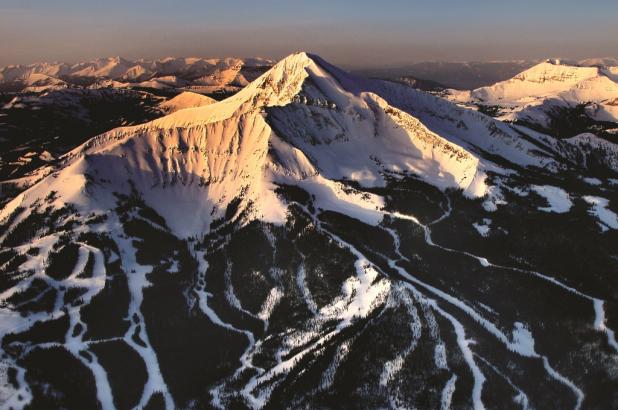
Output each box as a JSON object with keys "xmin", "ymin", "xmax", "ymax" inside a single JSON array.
[{"xmin": 1, "ymin": 0, "xmax": 617, "ymax": 67}]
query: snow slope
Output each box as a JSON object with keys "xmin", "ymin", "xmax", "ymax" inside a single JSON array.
[
  {"xmin": 158, "ymin": 91, "xmax": 217, "ymax": 113},
  {"xmin": 446, "ymin": 60, "xmax": 618, "ymax": 126}
]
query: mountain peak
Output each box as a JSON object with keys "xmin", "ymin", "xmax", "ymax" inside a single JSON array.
[
  {"xmin": 513, "ymin": 61, "xmax": 599, "ymax": 84},
  {"xmin": 14, "ymin": 51, "xmax": 572, "ymax": 238},
  {"xmin": 279, "ymin": 50, "xmax": 313, "ymax": 63},
  {"xmin": 148, "ymin": 52, "xmax": 321, "ymax": 129}
]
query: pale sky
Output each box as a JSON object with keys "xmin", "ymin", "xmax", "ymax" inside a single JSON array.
[{"xmin": 1, "ymin": 0, "xmax": 617, "ymax": 67}]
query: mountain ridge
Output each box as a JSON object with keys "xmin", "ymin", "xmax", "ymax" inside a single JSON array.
[
  {"xmin": 31, "ymin": 52, "xmax": 521, "ymax": 235},
  {"xmin": 445, "ymin": 59, "xmax": 618, "ymax": 138},
  {"xmin": 9, "ymin": 52, "xmax": 609, "ymax": 237}
]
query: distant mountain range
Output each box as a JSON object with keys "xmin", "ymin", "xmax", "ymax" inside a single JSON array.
[
  {"xmin": 5, "ymin": 56, "xmax": 617, "ymax": 94},
  {"xmin": 354, "ymin": 58, "xmax": 618, "ymax": 90},
  {"xmin": 354, "ymin": 60, "xmax": 537, "ymax": 89},
  {"xmin": 0, "ymin": 56, "xmax": 274, "ymax": 94}
]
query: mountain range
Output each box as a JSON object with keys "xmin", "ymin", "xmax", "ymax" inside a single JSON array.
[
  {"xmin": 0, "ymin": 56, "xmax": 274, "ymax": 94},
  {"xmin": 0, "ymin": 52, "xmax": 617, "ymax": 409}
]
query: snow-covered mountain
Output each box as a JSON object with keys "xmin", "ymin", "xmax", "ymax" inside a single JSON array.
[
  {"xmin": 157, "ymin": 91, "xmax": 217, "ymax": 114},
  {"xmin": 445, "ymin": 59, "xmax": 618, "ymax": 138},
  {"xmin": 1, "ymin": 52, "xmax": 617, "ymax": 410},
  {"xmin": 0, "ymin": 87, "xmax": 173, "ymax": 200},
  {"xmin": 0, "ymin": 56, "xmax": 273, "ymax": 93}
]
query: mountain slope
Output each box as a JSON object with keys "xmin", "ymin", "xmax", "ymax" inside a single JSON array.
[
  {"xmin": 446, "ymin": 60, "xmax": 618, "ymax": 139},
  {"xmin": 1, "ymin": 52, "xmax": 617, "ymax": 410},
  {"xmin": 17, "ymin": 51, "xmax": 560, "ymax": 235},
  {"xmin": 157, "ymin": 91, "xmax": 217, "ymax": 114}
]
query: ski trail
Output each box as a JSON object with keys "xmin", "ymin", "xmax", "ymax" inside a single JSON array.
[
  {"xmin": 238, "ymin": 207, "xmax": 390, "ymax": 408},
  {"xmin": 383, "ymin": 205, "xmax": 588, "ymax": 409},
  {"xmin": 0, "ymin": 235, "xmax": 62, "ymax": 410},
  {"xmin": 1, "ymin": 212, "xmax": 175, "ymax": 410},
  {"xmin": 319, "ymin": 337, "xmax": 354, "ymax": 390},
  {"xmin": 0, "ymin": 235, "xmax": 60, "ymax": 303},
  {"xmin": 111, "ymin": 222, "xmax": 175, "ymax": 410},
  {"xmin": 398, "ymin": 280, "xmax": 486, "ymax": 410},
  {"xmin": 0, "ymin": 240, "xmax": 114, "ymax": 410},
  {"xmin": 240, "ymin": 258, "xmax": 388, "ymax": 408},
  {"xmin": 191, "ymin": 249, "xmax": 264, "ymax": 409},
  {"xmin": 257, "ymin": 287, "xmax": 283, "ymax": 331},
  {"xmin": 475, "ymin": 355, "xmax": 530, "ymax": 410},
  {"xmin": 379, "ymin": 286, "xmax": 422, "ymax": 387},
  {"xmin": 387, "ymin": 198, "xmax": 618, "ymax": 355},
  {"xmin": 241, "ymin": 328, "xmax": 340, "ymax": 408},
  {"xmin": 542, "ymin": 357, "xmax": 584, "ymax": 410},
  {"xmin": 302, "ymin": 206, "xmax": 490, "ymax": 409},
  {"xmin": 593, "ymin": 299, "xmax": 618, "ymax": 352},
  {"xmin": 296, "ymin": 262, "xmax": 318, "ymax": 314},
  {"xmin": 65, "ymin": 310, "xmax": 114, "ymax": 410},
  {"xmin": 224, "ymin": 261, "xmax": 259, "ymax": 319},
  {"xmin": 201, "ymin": 259, "xmax": 261, "ymax": 377},
  {"xmin": 63, "ymin": 245, "xmax": 115, "ymax": 410},
  {"xmin": 314, "ymin": 309, "xmax": 387, "ymax": 402},
  {"xmin": 440, "ymin": 374, "xmax": 458, "ymax": 410}
]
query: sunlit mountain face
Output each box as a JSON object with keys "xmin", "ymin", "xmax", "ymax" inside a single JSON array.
[
  {"xmin": 0, "ymin": 52, "xmax": 617, "ymax": 410},
  {"xmin": 444, "ymin": 59, "xmax": 618, "ymax": 140}
]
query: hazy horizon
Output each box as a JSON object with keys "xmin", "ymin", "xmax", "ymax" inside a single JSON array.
[{"xmin": 1, "ymin": 0, "xmax": 617, "ymax": 68}]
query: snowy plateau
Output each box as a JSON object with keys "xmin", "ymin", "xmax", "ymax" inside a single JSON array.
[{"xmin": 0, "ymin": 52, "xmax": 617, "ymax": 410}]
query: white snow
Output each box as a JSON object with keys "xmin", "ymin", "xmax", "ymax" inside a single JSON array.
[
  {"xmin": 336, "ymin": 261, "xmax": 390, "ymax": 328},
  {"xmin": 257, "ymin": 288, "xmax": 283, "ymax": 323},
  {"xmin": 582, "ymin": 196, "xmax": 618, "ymax": 230},
  {"xmin": 482, "ymin": 187, "xmax": 507, "ymax": 212},
  {"xmin": 542, "ymin": 357, "xmax": 584, "ymax": 410},
  {"xmin": 5, "ymin": 51, "xmax": 577, "ymax": 242},
  {"xmin": 296, "ymin": 264, "xmax": 318, "ymax": 314},
  {"xmin": 111, "ymin": 226, "xmax": 175, "ymax": 410},
  {"xmin": 511, "ymin": 322, "xmax": 535, "ymax": 357},
  {"xmin": 295, "ymin": 177, "xmax": 385, "ymax": 226},
  {"xmin": 593, "ymin": 299, "xmax": 618, "ymax": 352},
  {"xmin": 158, "ymin": 91, "xmax": 216, "ymax": 113},
  {"xmin": 473, "ymin": 219, "xmax": 492, "ymax": 237},
  {"xmin": 530, "ymin": 185, "xmax": 573, "ymax": 213},
  {"xmin": 380, "ymin": 286, "xmax": 421, "ymax": 386},
  {"xmin": 445, "ymin": 60, "xmax": 618, "ymax": 125},
  {"xmin": 582, "ymin": 177, "xmax": 602, "ymax": 186},
  {"xmin": 0, "ymin": 192, "xmax": 24, "ymax": 223},
  {"xmin": 440, "ymin": 374, "xmax": 458, "ymax": 410},
  {"xmin": 434, "ymin": 343, "xmax": 448, "ymax": 370}
]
